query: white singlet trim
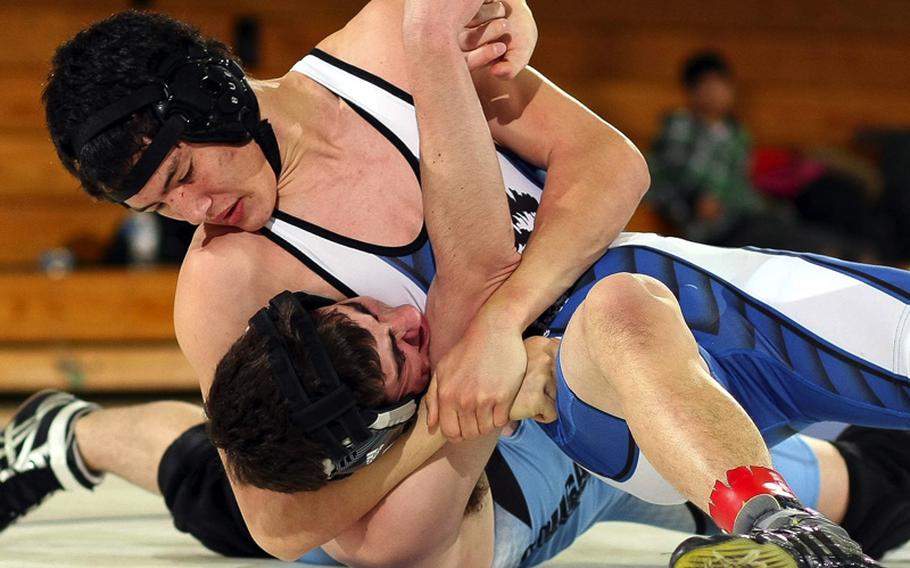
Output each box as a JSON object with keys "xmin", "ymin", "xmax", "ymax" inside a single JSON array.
[
  {"xmin": 265, "ymin": 216, "xmax": 428, "ymax": 311},
  {"xmin": 586, "ymin": 451, "xmax": 686, "ymax": 506},
  {"xmin": 895, "ymin": 305, "xmax": 910, "ymax": 377},
  {"xmin": 293, "ymin": 55, "xmax": 422, "ymax": 159}
]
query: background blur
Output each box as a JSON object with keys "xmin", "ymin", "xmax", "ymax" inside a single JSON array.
[{"xmin": 0, "ymin": 0, "xmax": 908, "ymax": 396}]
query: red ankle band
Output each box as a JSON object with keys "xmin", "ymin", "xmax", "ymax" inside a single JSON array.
[{"xmin": 708, "ymin": 465, "xmax": 798, "ymax": 533}]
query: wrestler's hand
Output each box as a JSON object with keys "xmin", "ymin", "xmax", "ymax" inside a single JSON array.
[
  {"xmin": 426, "ymin": 312, "xmax": 527, "ymax": 440},
  {"xmin": 403, "ymin": 0, "xmax": 488, "ymax": 40},
  {"xmin": 509, "ymin": 336, "xmax": 558, "ymax": 423},
  {"xmin": 403, "ymin": 0, "xmax": 536, "ymax": 77},
  {"xmin": 460, "ymin": 0, "xmax": 538, "ymax": 78}
]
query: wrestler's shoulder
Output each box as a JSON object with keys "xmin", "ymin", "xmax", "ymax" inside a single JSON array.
[
  {"xmin": 314, "ymin": 0, "xmax": 411, "ymax": 87},
  {"xmin": 177, "ymin": 226, "xmax": 274, "ymax": 296},
  {"xmin": 185, "ymin": 223, "xmax": 262, "ymax": 261},
  {"xmin": 173, "ymin": 227, "xmax": 284, "ymax": 374}
]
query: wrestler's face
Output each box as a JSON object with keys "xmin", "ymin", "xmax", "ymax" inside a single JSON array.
[
  {"xmin": 326, "ymin": 297, "xmax": 431, "ymax": 403},
  {"xmin": 124, "ymin": 140, "xmax": 277, "ymax": 231}
]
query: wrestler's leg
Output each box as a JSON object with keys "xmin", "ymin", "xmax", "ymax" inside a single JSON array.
[
  {"xmin": 0, "ymin": 393, "xmax": 265, "ymax": 557},
  {"xmin": 801, "ymin": 436, "xmax": 848, "ymax": 523},
  {"xmin": 78, "ymin": 403, "xmax": 267, "ymax": 555},
  {"xmin": 832, "ymin": 427, "xmax": 910, "ymax": 560},
  {"xmin": 550, "ymin": 274, "xmax": 880, "ymax": 565},
  {"xmin": 556, "ymin": 272, "xmax": 772, "ymax": 511},
  {"xmin": 75, "ymin": 400, "xmax": 203, "ymax": 493}
]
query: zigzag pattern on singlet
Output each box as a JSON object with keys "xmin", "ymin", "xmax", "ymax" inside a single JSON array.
[{"xmin": 548, "ymin": 244, "xmax": 910, "ymax": 412}]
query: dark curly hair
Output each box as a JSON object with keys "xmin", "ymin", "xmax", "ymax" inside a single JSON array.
[
  {"xmin": 206, "ymin": 304, "xmax": 386, "ymax": 493},
  {"xmin": 42, "ymin": 10, "xmax": 236, "ymax": 201},
  {"xmin": 681, "ymin": 50, "xmax": 731, "ymax": 90}
]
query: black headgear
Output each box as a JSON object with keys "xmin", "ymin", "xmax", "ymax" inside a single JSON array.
[
  {"xmin": 249, "ymin": 291, "xmax": 419, "ymax": 481},
  {"xmin": 72, "ymin": 43, "xmax": 282, "ymax": 203}
]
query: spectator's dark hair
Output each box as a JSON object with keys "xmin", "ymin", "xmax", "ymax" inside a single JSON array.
[
  {"xmin": 42, "ymin": 11, "xmax": 236, "ymax": 201},
  {"xmin": 681, "ymin": 51, "xmax": 731, "ymax": 90},
  {"xmin": 206, "ymin": 305, "xmax": 385, "ymax": 493}
]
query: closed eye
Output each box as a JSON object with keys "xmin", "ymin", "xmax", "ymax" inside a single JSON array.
[
  {"xmin": 346, "ymin": 301, "xmax": 402, "ymax": 381},
  {"xmin": 389, "ymin": 331, "xmax": 405, "ymax": 383},
  {"xmin": 179, "ymin": 161, "xmax": 194, "ymax": 184}
]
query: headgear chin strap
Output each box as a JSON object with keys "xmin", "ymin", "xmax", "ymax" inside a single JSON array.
[
  {"xmin": 249, "ymin": 291, "xmax": 420, "ymax": 481},
  {"xmin": 72, "ymin": 43, "xmax": 281, "ymax": 203}
]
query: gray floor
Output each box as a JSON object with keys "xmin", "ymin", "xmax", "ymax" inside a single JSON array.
[{"xmin": 2, "ymin": 476, "xmax": 909, "ymax": 568}]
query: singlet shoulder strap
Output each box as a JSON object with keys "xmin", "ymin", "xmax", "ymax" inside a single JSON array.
[
  {"xmin": 261, "ymin": 216, "xmax": 430, "ymax": 311},
  {"xmin": 293, "ymin": 49, "xmax": 420, "ymax": 171}
]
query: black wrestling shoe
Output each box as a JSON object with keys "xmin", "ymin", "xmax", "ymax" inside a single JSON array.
[
  {"xmin": 0, "ymin": 390, "xmax": 102, "ymax": 532},
  {"xmin": 834, "ymin": 426, "xmax": 910, "ymax": 560},
  {"xmin": 669, "ymin": 508, "xmax": 880, "ymax": 568}
]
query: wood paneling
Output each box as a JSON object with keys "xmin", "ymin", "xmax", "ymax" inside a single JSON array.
[
  {"xmin": 0, "ymin": 199, "xmax": 126, "ymax": 265},
  {"xmin": 0, "ymin": 269, "xmax": 178, "ymax": 342},
  {"xmin": 2, "ymin": 0, "xmax": 909, "ymax": 264},
  {"xmin": 625, "ymin": 202, "xmax": 675, "ymax": 236},
  {"xmin": 0, "ymin": 133, "xmax": 77, "ymax": 198},
  {"xmin": 531, "ymin": 1, "xmax": 910, "ymax": 37},
  {"xmin": 0, "ymin": 3, "xmax": 127, "ymax": 69},
  {"xmin": 584, "ymin": 81, "xmax": 910, "ymax": 149},
  {"xmin": 0, "ymin": 1, "xmax": 906, "ymax": 392},
  {"xmin": 533, "ymin": 28, "xmax": 910, "ymax": 91},
  {"xmin": 0, "ymin": 344, "xmax": 195, "ymax": 393}
]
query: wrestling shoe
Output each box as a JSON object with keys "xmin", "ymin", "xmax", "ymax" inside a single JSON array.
[
  {"xmin": 834, "ymin": 426, "xmax": 910, "ymax": 560},
  {"xmin": 669, "ymin": 508, "xmax": 881, "ymax": 568},
  {"xmin": 0, "ymin": 390, "xmax": 102, "ymax": 532}
]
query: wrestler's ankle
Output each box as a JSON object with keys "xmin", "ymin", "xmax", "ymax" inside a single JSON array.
[{"xmin": 707, "ymin": 465, "xmax": 803, "ymax": 534}]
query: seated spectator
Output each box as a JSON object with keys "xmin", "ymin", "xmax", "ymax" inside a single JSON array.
[{"xmin": 647, "ymin": 51, "xmax": 867, "ymax": 259}]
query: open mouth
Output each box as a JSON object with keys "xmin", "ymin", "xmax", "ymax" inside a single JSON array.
[{"xmin": 215, "ymin": 199, "xmax": 242, "ymax": 224}]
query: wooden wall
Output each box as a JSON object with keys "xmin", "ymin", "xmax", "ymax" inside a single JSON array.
[
  {"xmin": 529, "ymin": 1, "xmax": 910, "ymax": 149},
  {"xmin": 0, "ymin": 0, "xmax": 907, "ymax": 391},
  {"xmin": 0, "ymin": 268, "xmax": 194, "ymax": 392},
  {"xmin": 2, "ymin": 0, "xmax": 908, "ymax": 266}
]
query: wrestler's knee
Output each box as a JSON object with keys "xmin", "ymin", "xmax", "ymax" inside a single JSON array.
[{"xmin": 577, "ymin": 273, "xmax": 678, "ymax": 348}]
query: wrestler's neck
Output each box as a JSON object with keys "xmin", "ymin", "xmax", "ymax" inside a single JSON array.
[{"xmin": 251, "ymin": 73, "xmax": 347, "ymax": 190}]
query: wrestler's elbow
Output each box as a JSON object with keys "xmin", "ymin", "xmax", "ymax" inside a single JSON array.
[
  {"xmin": 628, "ymin": 149, "xmax": 651, "ymax": 201},
  {"xmin": 604, "ymin": 128, "xmax": 651, "ymax": 203},
  {"xmin": 583, "ymin": 123, "xmax": 651, "ymax": 205},
  {"xmin": 246, "ymin": 522, "xmax": 324, "ymax": 562}
]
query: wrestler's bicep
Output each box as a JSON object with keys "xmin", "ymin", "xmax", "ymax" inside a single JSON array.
[
  {"xmin": 321, "ymin": 448, "xmax": 495, "ymax": 567},
  {"xmin": 481, "ymin": 66, "xmax": 606, "ymax": 170}
]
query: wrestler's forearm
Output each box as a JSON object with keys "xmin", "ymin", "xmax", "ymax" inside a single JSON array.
[
  {"xmin": 402, "ymin": 15, "xmax": 520, "ymax": 284},
  {"xmin": 230, "ymin": 403, "xmax": 445, "ymax": 561},
  {"xmin": 326, "ymin": 22, "xmax": 518, "ymax": 548},
  {"xmin": 483, "ymin": 123, "xmax": 650, "ymax": 330}
]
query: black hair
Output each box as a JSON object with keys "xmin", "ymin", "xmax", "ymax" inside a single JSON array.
[
  {"xmin": 42, "ymin": 10, "xmax": 236, "ymax": 200},
  {"xmin": 206, "ymin": 305, "xmax": 386, "ymax": 493},
  {"xmin": 681, "ymin": 50, "xmax": 732, "ymax": 90}
]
